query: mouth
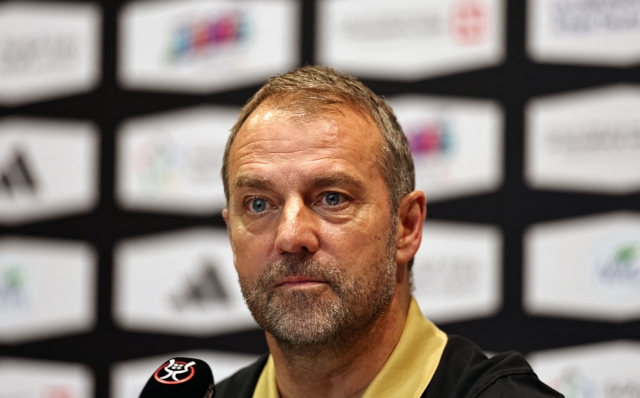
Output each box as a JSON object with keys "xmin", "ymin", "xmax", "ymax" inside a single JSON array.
[{"xmin": 275, "ymin": 276, "xmax": 327, "ymax": 289}]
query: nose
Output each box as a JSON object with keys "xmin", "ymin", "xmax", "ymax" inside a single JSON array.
[{"xmin": 274, "ymin": 197, "xmax": 319, "ymax": 254}]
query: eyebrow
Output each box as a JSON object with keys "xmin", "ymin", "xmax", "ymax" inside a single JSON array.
[
  {"xmin": 234, "ymin": 175, "xmax": 273, "ymax": 191},
  {"xmin": 308, "ymin": 173, "xmax": 364, "ymax": 191},
  {"xmin": 233, "ymin": 172, "xmax": 364, "ymax": 192}
]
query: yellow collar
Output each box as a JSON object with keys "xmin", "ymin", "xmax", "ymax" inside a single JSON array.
[{"xmin": 252, "ymin": 297, "xmax": 448, "ymax": 398}]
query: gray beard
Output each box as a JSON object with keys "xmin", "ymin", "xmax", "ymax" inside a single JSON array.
[{"xmin": 239, "ymin": 230, "xmax": 397, "ymax": 353}]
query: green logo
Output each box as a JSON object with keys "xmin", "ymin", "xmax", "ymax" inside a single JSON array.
[
  {"xmin": 0, "ymin": 265, "xmax": 28, "ymax": 310},
  {"xmin": 615, "ymin": 245, "xmax": 637, "ymax": 266}
]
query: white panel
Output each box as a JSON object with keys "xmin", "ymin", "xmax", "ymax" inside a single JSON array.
[
  {"xmin": 529, "ymin": 341, "xmax": 640, "ymax": 398},
  {"xmin": 111, "ymin": 350, "xmax": 259, "ymax": 398},
  {"xmin": 526, "ymin": 85, "xmax": 640, "ymax": 194},
  {"xmin": 528, "ymin": 0, "xmax": 640, "ymax": 66},
  {"xmin": 524, "ymin": 212, "xmax": 640, "ymax": 322},
  {"xmin": 113, "ymin": 228, "xmax": 256, "ymax": 336},
  {"xmin": 0, "ymin": 237, "xmax": 96, "ymax": 343},
  {"xmin": 413, "ymin": 221, "xmax": 502, "ymax": 323},
  {"xmin": 117, "ymin": 106, "xmax": 237, "ymax": 215},
  {"xmin": 119, "ymin": 0, "xmax": 299, "ymax": 93},
  {"xmin": 0, "ymin": 1, "xmax": 101, "ymax": 105},
  {"xmin": 317, "ymin": 0, "xmax": 505, "ymax": 80},
  {"xmin": 0, "ymin": 118, "xmax": 100, "ymax": 225},
  {"xmin": 0, "ymin": 358, "xmax": 93, "ymax": 398},
  {"xmin": 389, "ymin": 95, "xmax": 503, "ymax": 201}
]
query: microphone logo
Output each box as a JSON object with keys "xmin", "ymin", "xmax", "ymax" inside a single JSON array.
[{"xmin": 153, "ymin": 358, "xmax": 196, "ymax": 384}]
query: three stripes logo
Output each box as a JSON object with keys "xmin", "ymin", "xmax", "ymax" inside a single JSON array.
[
  {"xmin": 172, "ymin": 260, "xmax": 229, "ymax": 311},
  {"xmin": 0, "ymin": 149, "xmax": 37, "ymax": 195}
]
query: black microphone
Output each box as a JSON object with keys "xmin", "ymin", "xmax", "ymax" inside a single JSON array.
[{"xmin": 139, "ymin": 357, "xmax": 215, "ymax": 398}]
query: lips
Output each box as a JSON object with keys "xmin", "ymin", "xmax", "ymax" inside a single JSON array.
[{"xmin": 276, "ymin": 276, "xmax": 327, "ymax": 287}]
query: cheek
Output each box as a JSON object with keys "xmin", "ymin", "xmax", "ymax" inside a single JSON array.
[
  {"xmin": 320, "ymin": 219, "xmax": 387, "ymax": 261},
  {"xmin": 231, "ymin": 230, "xmax": 273, "ymax": 278}
]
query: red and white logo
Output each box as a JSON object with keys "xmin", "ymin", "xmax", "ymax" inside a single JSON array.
[
  {"xmin": 451, "ymin": 0, "xmax": 489, "ymax": 45},
  {"xmin": 153, "ymin": 359, "xmax": 195, "ymax": 384}
]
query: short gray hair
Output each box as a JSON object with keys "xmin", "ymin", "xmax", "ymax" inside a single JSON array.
[{"xmin": 222, "ymin": 65, "xmax": 415, "ymax": 214}]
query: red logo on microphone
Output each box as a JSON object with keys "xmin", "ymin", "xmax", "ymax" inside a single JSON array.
[{"xmin": 153, "ymin": 358, "xmax": 196, "ymax": 384}]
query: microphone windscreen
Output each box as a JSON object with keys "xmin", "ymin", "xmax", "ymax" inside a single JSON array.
[{"xmin": 139, "ymin": 357, "xmax": 214, "ymax": 398}]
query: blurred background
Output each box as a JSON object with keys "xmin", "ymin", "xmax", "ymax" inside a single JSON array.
[{"xmin": 1, "ymin": 0, "xmax": 640, "ymax": 397}]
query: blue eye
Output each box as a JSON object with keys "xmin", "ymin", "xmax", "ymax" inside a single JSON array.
[
  {"xmin": 324, "ymin": 192, "xmax": 342, "ymax": 206},
  {"xmin": 250, "ymin": 198, "xmax": 267, "ymax": 213}
]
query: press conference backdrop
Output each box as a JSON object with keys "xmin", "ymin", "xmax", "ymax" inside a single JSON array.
[{"xmin": 1, "ymin": 0, "xmax": 640, "ymax": 396}]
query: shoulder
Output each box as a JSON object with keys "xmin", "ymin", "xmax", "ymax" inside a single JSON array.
[
  {"xmin": 215, "ymin": 354, "xmax": 269, "ymax": 398},
  {"xmin": 423, "ymin": 335, "xmax": 563, "ymax": 398}
]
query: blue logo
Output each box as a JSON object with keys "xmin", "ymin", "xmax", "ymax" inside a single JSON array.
[
  {"xmin": 592, "ymin": 238, "xmax": 640, "ymax": 299},
  {"xmin": 168, "ymin": 11, "xmax": 250, "ymax": 62},
  {"xmin": 0, "ymin": 265, "xmax": 29, "ymax": 311}
]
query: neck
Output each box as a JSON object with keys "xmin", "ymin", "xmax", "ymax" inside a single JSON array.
[{"xmin": 266, "ymin": 285, "xmax": 411, "ymax": 398}]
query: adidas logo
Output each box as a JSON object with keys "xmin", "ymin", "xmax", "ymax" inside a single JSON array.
[
  {"xmin": 172, "ymin": 260, "xmax": 229, "ymax": 310},
  {"xmin": 0, "ymin": 149, "xmax": 37, "ymax": 195}
]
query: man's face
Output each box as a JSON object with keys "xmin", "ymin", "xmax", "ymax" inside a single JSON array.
[{"xmin": 224, "ymin": 101, "xmax": 398, "ymax": 347}]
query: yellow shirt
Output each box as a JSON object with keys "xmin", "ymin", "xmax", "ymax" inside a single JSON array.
[{"xmin": 252, "ymin": 297, "xmax": 448, "ymax": 398}]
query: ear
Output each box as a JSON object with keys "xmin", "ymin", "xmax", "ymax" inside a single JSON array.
[
  {"xmin": 395, "ymin": 190, "xmax": 426, "ymax": 267},
  {"xmin": 222, "ymin": 207, "xmax": 229, "ymax": 227}
]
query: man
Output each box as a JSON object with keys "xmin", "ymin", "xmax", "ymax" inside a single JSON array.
[{"xmin": 217, "ymin": 66, "xmax": 562, "ymax": 398}]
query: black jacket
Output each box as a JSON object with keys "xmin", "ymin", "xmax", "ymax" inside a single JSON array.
[{"xmin": 215, "ymin": 335, "xmax": 563, "ymax": 397}]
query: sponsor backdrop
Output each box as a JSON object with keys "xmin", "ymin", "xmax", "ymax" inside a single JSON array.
[{"xmin": 1, "ymin": 0, "xmax": 639, "ymax": 397}]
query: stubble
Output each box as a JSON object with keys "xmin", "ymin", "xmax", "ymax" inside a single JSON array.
[{"xmin": 239, "ymin": 224, "xmax": 398, "ymax": 356}]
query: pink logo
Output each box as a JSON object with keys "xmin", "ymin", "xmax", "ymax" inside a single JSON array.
[
  {"xmin": 169, "ymin": 11, "xmax": 249, "ymax": 61},
  {"xmin": 450, "ymin": 0, "xmax": 490, "ymax": 45}
]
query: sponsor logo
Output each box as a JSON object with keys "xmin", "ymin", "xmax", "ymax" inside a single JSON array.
[
  {"xmin": 547, "ymin": 366, "xmax": 640, "ymax": 398},
  {"xmin": 0, "ymin": 358, "xmax": 91, "ymax": 398},
  {"xmin": 153, "ymin": 359, "xmax": 195, "ymax": 384},
  {"xmin": 416, "ymin": 257, "xmax": 481, "ymax": 297},
  {"xmin": 0, "ymin": 265, "xmax": 28, "ymax": 312},
  {"xmin": 529, "ymin": 341, "xmax": 640, "ymax": 398},
  {"xmin": 390, "ymin": 95, "xmax": 503, "ymax": 201},
  {"xmin": 117, "ymin": 107, "xmax": 235, "ymax": 215},
  {"xmin": 524, "ymin": 212, "xmax": 640, "ymax": 321},
  {"xmin": 0, "ymin": 118, "xmax": 99, "ymax": 225},
  {"xmin": 592, "ymin": 239, "xmax": 640, "ymax": 298},
  {"xmin": 450, "ymin": 0, "xmax": 490, "ymax": 44},
  {"xmin": 172, "ymin": 260, "xmax": 229, "ymax": 310},
  {"xmin": 0, "ymin": 385, "xmax": 79, "ymax": 398},
  {"xmin": 413, "ymin": 222, "xmax": 502, "ymax": 323},
  {"xmin": 168, "ymin": 11, "xmax": 250, "ymax": 62},
  {"xmin": 0, "ymin": 33, "xmax": 79, "ymax": 75},
  {"xmin": 525, "ymin": 86, "xmax": 640, "ymax": 193},
  {"xmin": 0, "ymin": 149, "xmax": 38, "ymax": 196},
  {"xmin": 0, "ymin": 2, "xmax": 101, "ymax": 105},
  {"xmin": 548, "ymin": 367, "xmax": 598, "ymax": 398},
  {"xmin": 317, "ymin": 0, "xmax": 504, "ymax": 80},
  {"xmin": 528, "ymin": 0, "xmax": 640, "ymax": 66},
  {"xmin": 119, "ymin": 0, "xmax": 298, "ymax": 93},
  {"xmin": 131, "ymin": 135, "xmax": 219, "ymax": 194},
  {"xmin": 604, "ymin": 381, "xmax": 640, "ymax": 398},
  {"xmin": 546, "ymin": 121, "xmax": 640, "ymax": 154},
  {"xmin": 338, "ymin": 1, "xmax": 490, "ymax": 44},
  {"xmin": 341, "ymin": 14, "xmax": 443, "ymax": 41},
  {"xmin": 113, "ymin": 228, "xmax": 254, "ymax": 336},
  {"xmin": 0, "ymin": 237, "xmax": 96, "ymax": 343},
  {"xmin": 551, "ymin": 0, "xmax": 640, "ymax": 35},
  {"xmin": 41, "ymin": 386, "xmax": 76, "ymax": 398},
  {"xmin": 406, "ymin": 120, "xmax": 455, "ymax": 157}
]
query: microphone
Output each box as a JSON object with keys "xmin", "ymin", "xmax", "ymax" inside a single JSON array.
[{"xmin": 139, "ymin": 357, "xmax": 215, "ymax": 398}]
